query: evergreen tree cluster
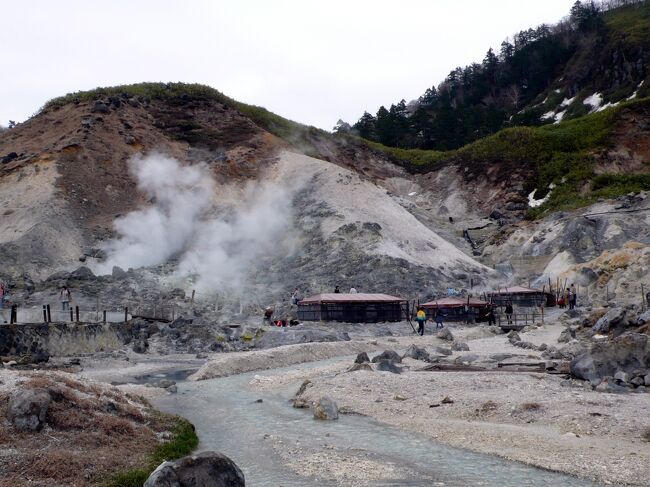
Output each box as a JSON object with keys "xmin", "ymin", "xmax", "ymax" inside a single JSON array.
[{"xmin": 340, "ymin": 0, "xmax": 645, "ymax": 151}]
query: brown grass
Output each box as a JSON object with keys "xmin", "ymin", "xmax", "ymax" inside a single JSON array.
[
  {"xmin": 642, "ymin": 426, "xmax": 650, "ymax": 442},
  {"xmin": 0, "ymin": 372, "xmax": 173, "ymax": 486},
  {"xmin": 521, "ymin": 402, "xmax": 542, "ymax": 411}
]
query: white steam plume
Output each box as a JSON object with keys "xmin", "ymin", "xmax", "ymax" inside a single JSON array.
[{"xmin": 96, "ymin": 153, "xmax": 295, "ymax": 293}]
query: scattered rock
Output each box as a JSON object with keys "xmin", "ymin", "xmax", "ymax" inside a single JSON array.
[
  {"xmin": 371, "ymin": 350, "xmax": 402, "ymax": 363},
  {"xmin": 8, "ymin": 388, "xmax": 51, "ymax": 431},
  {"xmin": 393, "ymin": 394, "xmax": 407, "ymax": 401},
  {"xmin": 354, "ymin": 352, "xmax": 370, "ymax": 364},
  {"xmin": 90, "ymin": 100, "xmax": 110, "ymax": 114},
  {"xmin": 558, "ymin": 329, "xmax": 574, "ymax": 343},
  {"xmin": 454, "ymin": 354, "xmax": 480, "ymax": 364},
  {"xmin": 375, "ymin": 360, "xmax": 402, "ymax": 374},
  {"xmin": 451, "ymin": 341, "xmax": 469, "ymax": 352},
  {"xmin": 1, "ymin": 152, "xmax": 18, "ymax": 164},
  {"xmin": 436, "ymin": 328, "xmax": 454, "ymax": 341},
  {"xmin": 313, "ymin": 395, "xmax": 339, "ymax": 420},
  {"xmin": 132, "ymin": 339, "xmax": 148, "ymax": 354},
  {"xmin": 111, "ymin": 266, "xmax": 128, "ymax": 279},
  {"xmin": 433, "ymin": 346, "xmax": 452, "ymax": 356},
  {"xmin": 488, "ymin": 353, "xmax": 516, "ymax": 362},
  {"xmin": 347, "ymin": 363, "xmax": 373, "ymax": 372},
  {"xmin": 144, "ymin": 451, "xmax": 245, "ymax": 487},
  {"xmin": 592, "ymin": 307, "xmax": 626, "ymax": 334},
  {"xmin": 402, "ymin": 344, "xmax": 429, "ymax": 361},
  {"xmin": 166, "ymin": 385, "xmax": 178, "ymax": 394},
  {"xmin": 614, "ymin": 371, "xmax": 630, "ymax": 383},
  {"xmin": 441, "ymin": 396, "xmax": 454, "ymax": 404}
]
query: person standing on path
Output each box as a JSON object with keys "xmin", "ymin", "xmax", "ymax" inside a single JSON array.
[
  {"xmin": 334, "ymin": 286, "xmax": 340, "ymax": 294},
  {"xmin": 505, "ymin": 302, "xmax": 513, "ymax": 324},
  {"xmin": 291, "ymin": 288, "xmax": 300, "ymax": 306},
  {"xmin": 416, "ymin": 307, "xmax": 427, "ymax": 336},
  {"xmin": 60, "ymin": 286, "xmax": 71, "ymax": 311}
]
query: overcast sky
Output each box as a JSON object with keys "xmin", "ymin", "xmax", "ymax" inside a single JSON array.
[{"xmin": 2, "ymin": 0, "xmax": 577, "ymax": 130}]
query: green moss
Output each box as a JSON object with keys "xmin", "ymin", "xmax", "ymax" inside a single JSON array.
[
  {"xmin": 240, "ymin": 333, "xmax": 254, "ymax": 342},
  {"xmin": 106, "ymin": 416, "xmax": 198, "ymax": 487}
]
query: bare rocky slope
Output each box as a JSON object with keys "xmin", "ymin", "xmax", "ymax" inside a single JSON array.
[{"xmin": 0, "ymin": 83, "xmax": 648, "ymax": 315}]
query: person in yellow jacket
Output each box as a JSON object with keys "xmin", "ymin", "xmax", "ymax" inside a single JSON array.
[{"xmin": 416, "ymin": 307, "xmax": 427, "ymax": 336}]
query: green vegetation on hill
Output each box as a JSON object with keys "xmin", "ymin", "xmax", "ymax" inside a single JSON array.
[
  {"xmin": 41, "ymin": 82, "xmax": 326, "ymax": 153},
  {"xmin": 343, "ymin": 1, "xmax": 649, "ymax": 152},
  {"xmin": 364, "ymin": 96, "xmax": 650, "ymax": 217}
]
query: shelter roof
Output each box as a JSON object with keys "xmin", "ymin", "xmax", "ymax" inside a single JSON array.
[{"xmin": 299, "ymin": 293, "xmax": 406, "ymax": 304}]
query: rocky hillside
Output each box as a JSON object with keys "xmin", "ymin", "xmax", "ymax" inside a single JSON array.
[{"xmin": 0, "ymin": 83, "xmax": 497, "ymax": 317}]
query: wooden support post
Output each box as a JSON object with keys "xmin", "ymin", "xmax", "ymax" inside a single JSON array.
[
  {"xmin": 42, "ymin": 305, "xmax": 47, "ymax": 323},
  {"xmin": 191, "ymin": 290, "xmax": 195, "ymax": 303},
  {"xmin": 11, "ymin": 305, "xmax": 17, "ymax": 324},
  {"xmin": 124, "ymin": 307, "xmax": 129, "ymax": 323},
  {"xmin": 103, "ymin": 310, "xmax": 106, "ymax": 323},
  {"xmin": 642, "ymin": 284, "xmax": 646, "ymax": 310},
  {"xmin": 46, "ymin": 304, "xmax": 51, "ymax": 323},
  {"xmin": 75, "ymin": 306, "xmax": 80, "ymax": 323},
  {"xmin": 70, "ymin": 309, "xmax": 73, "ymax": 322}
]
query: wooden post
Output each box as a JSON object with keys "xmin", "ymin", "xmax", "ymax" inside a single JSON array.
[
  {"xmin": 642, "ymin": 284, "xmax": 646, "ymax": 310},
  {"xmin": 103, "ymin": 310, "xmax": 106, "ymax": 323},
  {"xmin": 70, "ymin": 309, "xmax": 73, "ymax": 322},
  {"xmin": 124, "ymin": 307, "xmax": 129, "ymax": 323},
  {"xmin": 75, "ymin": 306, "xmax": 80, "ymax": 322},
  {"xmin": 42, "ymin": 305, "xmax": 47, "ymax": 323},
  {"xmin": 46, "ymin": 304, "xmax": 51, "ymax": 323},
  {"xmin": 11, "ymin": 305, "xmax": 17, "ymax": 324},
  {"xmin": 606, "ymin": 284, "xmax": 609, "ymax": 302},
  {"xmin": 541, "ymin": 305, "xmax": 544, "ymax": 324},
  {"xmin": 191, "ymin": 290, "xmax": 195, "ymax": 303}
]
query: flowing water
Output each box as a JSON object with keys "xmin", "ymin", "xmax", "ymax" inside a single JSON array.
[{"xmin": 153, "ymin": 359, "xmax": 600, "ymax": 487}]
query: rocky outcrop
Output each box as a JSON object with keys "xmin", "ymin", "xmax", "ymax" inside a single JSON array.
[
  {"xmin": 354, "ymin": 352, "xmax": 370, "ymax": 364},
  {"xmin": 451, "ymin": 341, "xmax": 470, "ymax": 351},
  {"xmin": 375, "ymin": 360, "xmax": 402, "ymax": 374},
  {"xmin": 571, "ymin": 333, "xmax": 649, "ymax": 389},
  {"xmin": 144, "ymin": 451, "xmax": 245, "ymax": 487},
  {"xmin": 592, "ymin": 307, "xmax": 627, "ymax": 334},
  {"xmin": 8, "ymin": 388, "xmax": 51, "ymax": 431}
]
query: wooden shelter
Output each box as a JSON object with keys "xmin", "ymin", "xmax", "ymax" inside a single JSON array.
[
  {"xmin": 488, "ymin": 286, "xmax": 555, "ymax": 307},
  {"xmin": 421, "ymin": 297, "xmax": 489, "ymax": 323},
  {"xmin": 297, "ymin": 293, "xmax": 407, "ymax": 323}
]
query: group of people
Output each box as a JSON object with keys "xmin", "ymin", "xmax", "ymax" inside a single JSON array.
[{"xmin": 558, "ymin": 285, "xmax": 577, "ymax": 310}]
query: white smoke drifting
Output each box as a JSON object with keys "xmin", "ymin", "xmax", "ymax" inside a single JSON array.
[{"xmin": 96, "ymin": 154, "xmax": 295, "ymax": 293}]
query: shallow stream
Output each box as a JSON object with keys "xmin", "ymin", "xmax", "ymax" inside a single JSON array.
[{"xmin": 153, "ymin": 359, "xmax": 599, "ymax": 487}]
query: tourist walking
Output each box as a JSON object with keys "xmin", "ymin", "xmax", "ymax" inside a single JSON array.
[
  {"xmin": 435, "ymin": 310, "xmax": 444, "ymax": 329},
  {"xmin": 291, "ymin": 288, "xmax": 300, "ymax": 305},
  {"xmin": 486, "ymin": 305, "xmax": 496, "ymax": 326},
  {"xmin": 569, "ymin": 284, "xmax": 577, "ymax": 309},
  {"xmin": 334, "ymin": 285, "xmax": 340, "ymax": 294},
  {"xmin": 416, "ymin": 307, "xmax": 427, "ymax": 336}
]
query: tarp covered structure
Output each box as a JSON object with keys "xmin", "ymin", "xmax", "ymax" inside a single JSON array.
[
  {"xmin": 421, "ymin": 297, "xmax": 489, "ymax": 322},
  {"xmin": 488, "ymin": 286, "xmax": 555, "ymax": 307},
  {"xmin": 297, "ymin": 293, "xmax": 407, "ymax": 323}
]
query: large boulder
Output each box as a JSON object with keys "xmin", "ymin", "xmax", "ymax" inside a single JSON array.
[
  {"xmin": 592, "ymin": 307, "xmax": 626, "ymax": 334},
  {"xmin": 8, "ymin": 388, "xmax": 51, "ymax": 431},
  {"xmin": 451, "ymin": 341, "xmax": 470, "ymax": 352},
  {"xmin": 144, "ymin": 451, "xmax": 245, "ymax": 486},
  {"xmin": 571, "ymin": 333, "xmax": 650, "ymax": 383},
  {"xmin": 436, "ymin": 328, "xmax": 454, "ymax": 341},
  {"xmin": 371, "ymin": 350, "xmax": 402, "ymax": 363},
  {"xmin": 402, "ymin": 344, "xmax": 429, "ymax": 361},
  {"xmin": 313, "ymin": 395, "xmax": 339, "ymax": 420}
]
